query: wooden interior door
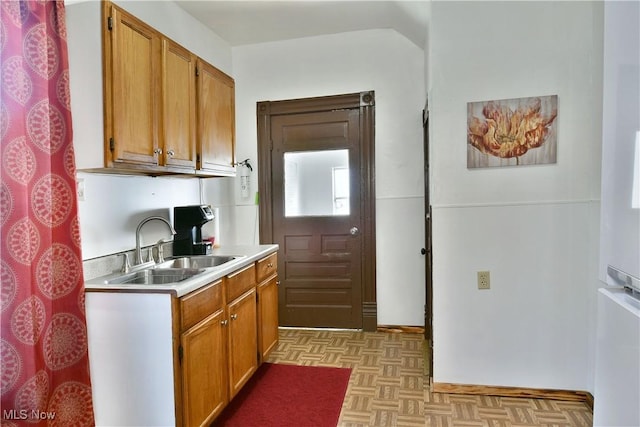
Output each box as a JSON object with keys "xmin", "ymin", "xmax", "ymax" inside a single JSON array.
[
  {"xmin": 423, "ymin": 102, "xmax": 434, "ymax": 377},
  {"xmin": 258, "ymin": 92, "xmax": 377, "ymax": 330}
]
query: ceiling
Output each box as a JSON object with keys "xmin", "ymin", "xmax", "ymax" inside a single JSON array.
[{"xmin": 175, "ymin": 1, "xmax": 430, "ymax": 49}]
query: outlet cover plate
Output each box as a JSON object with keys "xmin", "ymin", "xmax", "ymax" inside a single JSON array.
[{"xmin": 477, "ymin": 271, "xmax": 490, "ymax": 289}]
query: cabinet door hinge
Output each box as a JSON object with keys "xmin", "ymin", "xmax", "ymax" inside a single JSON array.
[
  {"xmin": 196, "ymin": 153, "xmax": 200, "ymax": 163},
  {"xmin": 178, "ymin": 345, "xmax": 183, "ymax": 364},
  {"xmin": 109, "ymin": 137, "xmax": 115, "ymax": 152},
  {"xmin": 107, "ymin": 16, "xmax": 113, "ymax": 31}
]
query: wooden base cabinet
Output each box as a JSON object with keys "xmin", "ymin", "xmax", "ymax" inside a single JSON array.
[
  {"xmin": 224, "ymin": 263, "xmax": 258, "ymax": 398},
  {"xmin": 177, "ymin": 263, "xmax": 260, "ymax": 425},
  {"xmin": 256, "ymin": 252, "xmax": 279, "ymax": 362},
  {"xmin": 177, "ymin": 280, "xmax": 227, "ymax": 426},
  {"xmin": 180, "ymin": 309, "xmax": 227, "ymax": 426},
  {"xmin": 227, "ymin": 288, "xmax": 258, "ymax": 398},
  {"xmin": 85, "ymin": 250, "xmax": 278, "ymax": 427}
]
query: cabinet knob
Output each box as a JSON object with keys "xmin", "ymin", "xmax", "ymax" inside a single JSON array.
[
  {"xmin": 276, "ymin": 280, "xmax": 280, "ymax": 286},
  {"xmin": 167, "ymin": 149, "xmax": 175, "ymax": 157},
  {"xmin": 153, "ymin": 148, "xmax": 162, "ymax": 155},
  {"xmin": 221, "ymin": 320, "xmax": 228, "ymax": 326},
  {"xmin": 230, "ymin": 314, "xmax": 238, "ymax": 320}
]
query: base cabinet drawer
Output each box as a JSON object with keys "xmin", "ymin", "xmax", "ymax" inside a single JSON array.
[
  {"xmin": 256, "ymin": 252, "xmax": 277, "ymax": 283},
  {"xmin": 226, "ymin": 263, "xmax": 256, "ymax": 301}
]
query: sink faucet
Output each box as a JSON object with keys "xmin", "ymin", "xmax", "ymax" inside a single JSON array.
[{"xmin": 135, "ymin": 216, "xmax": 176, "ymax": 265}]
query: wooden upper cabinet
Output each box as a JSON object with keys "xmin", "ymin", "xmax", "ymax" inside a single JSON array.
[
  {"xmin": 105, "ymin": 3, "xmax": 161, "ymax": 168},
  {"xmin": 101, "ymin": 2, "xmax": 233, "ymax": 176},
  {"xmin": 162, "ymin": 40, "xmax": 197, "ymax": 170},
  {"xmin": 197, "ymin": 59, "xmax": 236, "ymax": 176}
]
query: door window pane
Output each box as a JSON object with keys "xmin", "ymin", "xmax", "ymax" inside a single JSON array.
[{"xmin": 284, "ymin": 149, "xmax": 349, "ymax": 217}]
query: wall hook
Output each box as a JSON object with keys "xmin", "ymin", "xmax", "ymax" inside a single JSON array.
[{"xmin": 234, "ymin": 158, "xmax": 253, "ymax": 172}]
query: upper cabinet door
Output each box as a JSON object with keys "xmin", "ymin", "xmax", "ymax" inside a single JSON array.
[
  {"xmin": 162, "ymin": 40, "xmax": 197, "ymax": 171},
  {"xmin": 197, "ymin": 59, "xmax": 236, "ymax": 176},
  {"xmin": 105, "ymin": 4, "xmax": 161, "ymax": 168}
]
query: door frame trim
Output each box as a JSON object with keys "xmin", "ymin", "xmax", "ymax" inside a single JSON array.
[{"xmin": 257, "ymin": 91, "xmax": 377, "ymax": 331}]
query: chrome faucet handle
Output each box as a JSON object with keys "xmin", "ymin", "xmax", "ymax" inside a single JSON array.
[
  {"xmin": 156, "ymin": 239, "xmax": 166, "ymax": 263},
  {"xmin": 121, "ymin": 253, "xmax": 131, "ymax": 273}
]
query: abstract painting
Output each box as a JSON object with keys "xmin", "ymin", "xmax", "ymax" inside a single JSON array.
[{"xmin": 467, "ymin": 95, "xmax": 558, "ymax": 168}]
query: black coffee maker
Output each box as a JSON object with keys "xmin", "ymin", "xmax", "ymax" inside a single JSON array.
[{"xmin": 173, "ymin": 205, "xmax": 215, "ymax": 255}]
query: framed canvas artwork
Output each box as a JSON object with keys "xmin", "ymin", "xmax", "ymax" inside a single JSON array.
[{"xmin": 467, "ymin": 95, "xmax": 558, "ymax": 168}]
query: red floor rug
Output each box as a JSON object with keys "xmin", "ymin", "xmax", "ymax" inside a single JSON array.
[{"xmin": 212, "ymin": 363, "xmax": 352, "ymax": 427}]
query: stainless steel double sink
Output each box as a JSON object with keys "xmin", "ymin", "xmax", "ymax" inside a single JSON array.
[
  {"xmin": 96, "ymin": 255, "xmax": 242, "ymax": 286},
  {"xmin": 157, "ymin": 255, "xmax": 238, "ymax": 269}
]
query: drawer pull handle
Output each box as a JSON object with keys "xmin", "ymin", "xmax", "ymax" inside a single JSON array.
[{"xmin": 267, "ymin": 263, "xmax": 273, "ymax": 268}]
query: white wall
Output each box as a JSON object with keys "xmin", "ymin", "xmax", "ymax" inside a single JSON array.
[
  {"xmin": 76, "ymin": 172, "xmax": 200, "ymax": 259},
  {"xmin": 111, "ymin": 0, "xmax": 231, "ymax": 74},
  {"xmin": 230, "ymin": 29, "xmax": 426, "ymax": 326},
  {"xmin": 65, "ymin": 0, "xmax": 233, "ymax": 259},
  {"xmin": 599, "ymin": 0, "xmax": 640, "ymax": 285},
  {"xmin": 430, "ymin": 1, "xmax": 603, "ymax": 391}
]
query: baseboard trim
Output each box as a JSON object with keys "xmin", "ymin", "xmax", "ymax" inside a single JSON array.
[
  {"xmin": 433, "ymin": 382, "xmax": 594, "ymax": 408},
  {"xmin": 377, "ymin": 325, "xmax": 425, "ymax": 334}
]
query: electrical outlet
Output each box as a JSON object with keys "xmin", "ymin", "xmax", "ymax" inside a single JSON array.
[
  {"xmin": 477, "ymin": 271, "xmax": 490, "ymax": 290},
  {"xmin": 77, "ymin": 178, "xmax": 85, "ymax": 201}
]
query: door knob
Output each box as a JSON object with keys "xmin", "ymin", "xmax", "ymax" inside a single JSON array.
[
  {"xmin": 350, "ymin": 227, "xmax": 360, "ymax": 236},
  {"xmin": 421, "ymin": 248, "xmax": 426, "ymax": 255}
]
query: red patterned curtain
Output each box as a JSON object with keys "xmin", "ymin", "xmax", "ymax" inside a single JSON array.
[{"xmin": 1, "ymin": 1, "xmax": 94, "ymax": 425}]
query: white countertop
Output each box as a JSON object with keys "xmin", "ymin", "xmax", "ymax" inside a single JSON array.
[
  {"xmin": 84, "ymin": 244, "xmax": 279, "ymax": 297},
  {"xmin": 599, "ymin": 286, "xmax": 640, "ymax": 317}
]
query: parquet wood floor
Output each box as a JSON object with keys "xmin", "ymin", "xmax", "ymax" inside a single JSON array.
[{"xmin": 265, "ymin": 329, "xmax": 593, "ymax": 427}]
